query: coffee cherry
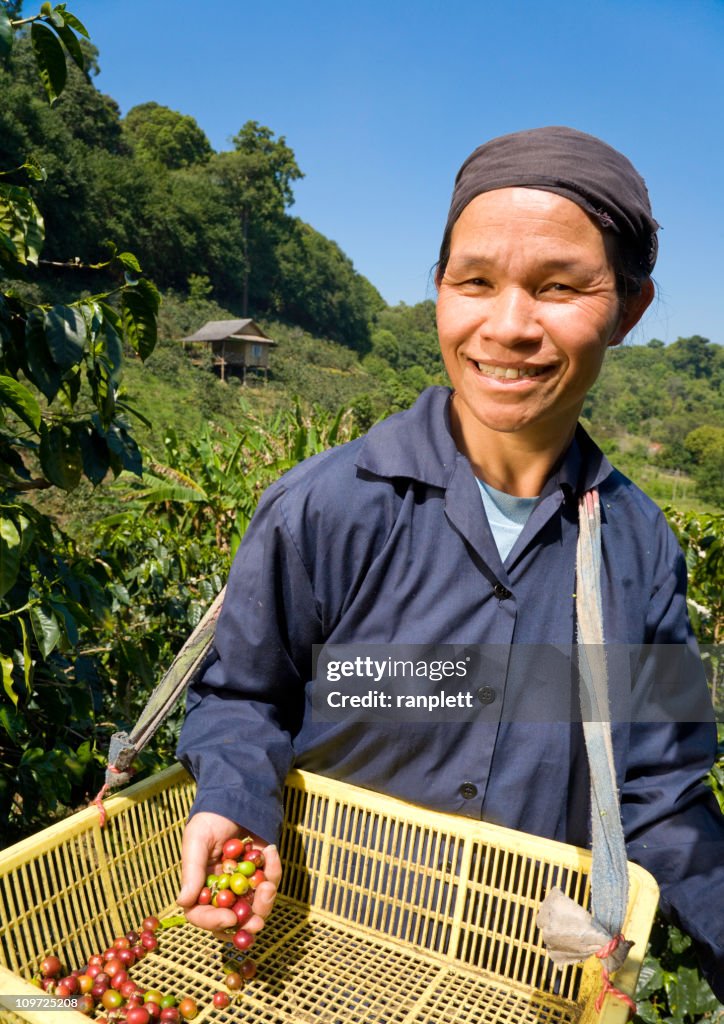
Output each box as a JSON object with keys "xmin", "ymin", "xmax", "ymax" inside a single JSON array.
[
  {"xmin": 213, "ymin": 991, "xmax": 231, "ymax": 1008},
  {"xmin": 222, "ymin": 838, "xmax": 245, "ymax": 860},
  {"xmin": 101, "ymin": 988, "xmax": 124, "ymax": 1011},
  {"xmin": 142, "ymin": 916, "xmax": 160, "ymax": 933},
  {"xmin": 39, "ymin": 955, "xmax": 62, "ymax": 978},
  {"xmin": 76, "ymin": 994, "xmax": 95, "ymax": 1015},
  {"xmin": 239, "ymin": 958, "xmax": 257, "ymax": 981},
  {"xmin": 214, "ymin": 889, "xmax": 236, "ymax": 909},
  {"xmin": 127, "ymin": 1009, "xmax": 152, "ymax": 1024},
  {"xmin": 177, "ymin": 997, "xmax": 198, "ymax": 1020},
  {"xmin": 233, "ymin": 900, "xmax": 253, "ymax": 926},
  {"xmin": 242, "ymin": 849, "xmax": 265, "ymax": 870},
  {"xmin": 224, "ymin": 972, "xmax": 243, "ymax": 991},
  {"xmin": 232, "ymin": 929, "xmax": 254, "ymax": 951},
  {"xmin": 104, "ymin": 957, "xmax": 124, "ymax": 979},
  {"xmin": 230, "ymin": 874, "xmax": 250, "ymax": 896}
]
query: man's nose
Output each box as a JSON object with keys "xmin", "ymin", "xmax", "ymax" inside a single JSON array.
[{"xmin": 480, "ymin": 288, "xmax": 542, "ymax": 347}]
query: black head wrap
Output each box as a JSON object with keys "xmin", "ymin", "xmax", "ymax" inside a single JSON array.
[{"xmin": 440, "ymin": 126, "xmax": 659, "ymax": 277}]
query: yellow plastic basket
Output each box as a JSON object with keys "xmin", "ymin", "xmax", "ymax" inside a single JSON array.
[{"xmin": 0, "ymin": 763, "xmax": 658, "ymax": 1024}]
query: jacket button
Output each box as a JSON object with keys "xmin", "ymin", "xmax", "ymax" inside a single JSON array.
[
  {"xmin": 459, "ymin": 782, "xmax": 478, "ymax": 799},
  {"xmin": 477, "ymin": 686, "xmax": 496, "ymax": 705},
  {"xmin": 493, "ymin": 582, "xmax": 512, "ymax": 600}
]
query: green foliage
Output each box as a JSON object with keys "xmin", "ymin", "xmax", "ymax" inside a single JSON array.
[
  {"xmin": 635, "ymin": 921, "xmax": 724, "ymax": 1022},
  {"xmin": 582, "ymin": 337, "xmax": 724, "ymax": 510},
  {"xmin": 0, "ymin": 41, "xmax": 383, "ymax": 343},
  {"xmin": 0, "ymin": 3, "xmax": 159, "ymax": 840},
  {"xmin": 273, "ymin": 219, "xmax": 381, "ymax": 351},
  {"xmin": 123, "ymin": 101, "xmax": 212, "ymax": 170},
  {"xmin": 684, "ymin": 426, "xmax": 724, "ymax": 507}
]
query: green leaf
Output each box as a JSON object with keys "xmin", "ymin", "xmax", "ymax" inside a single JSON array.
[
  {"xmin": 18, "ymin": 616, "xmax": 33, "ymax": 694},
  {"xmin": 0, "ymin": 516, "xmax": 21, "ymax": 598},
  {"xmin": 0, "ymin": 375, "xmax": 42, "ymax": 432},
  {"xmin": 77, "ymin": 423, "xmax": 110, "ymax": 486},
  {"xmin": 633, "ymin": 1000, "xmax": 662, "ymax": 1023},
  {"xmin": 29, "ymin": 604, "xmax": 61, "ymax": 658},
  {"xmin": 106, "ymin": 421, "xmax": 142, "ymax": 477},
  {"xmin": 664, "ymin": 964, "xmax": 721, "ymax": 1018},
  {"xmin": 54, "ymin": 21, "xmax": 85, "ymax": 70},
  {"xmin": 0, "ymin": 182, "xmax": 45, "ymax": 268},
  {"xmin": 44, "ymin": 305, "xmax": 86, "ymax": 369},
  {"xmin": 39, "ymin": 423, "xmax": 83, "ymax": 489},
  {"xmin": 636, "ymin": 956, "xmax": 665, "ymax": 1001},
  {"xmin": 88, "ymin": 360, "xmax": 115, "ymax": 426},
  {"xmin": 0, "ymin": 705, "xmax": 27, "ymax": 744},
  {"xmin": 58, "ymin": 8, "xmax": 89, "ymax": 39},
  {"xmin": 116, "ymin": 251, "xmax": 141, "ymax": 273},
  {"xmin": 121, "ymin": 278, "xmax": 159, "ymax": 361},
  {"xmin": 1, "ymin": 654, "xmax": 17, "ymax": 707},
  {"xmin": 25, "ymin": 311, "xmax": 63, "ymax": 402},
  {"xmin": 30, "ymin": 22, "xmax": 67, "ymax": 104},
  {"xmin": 0, "ymin": 10, "xmax": 13, "ymax": 60}
]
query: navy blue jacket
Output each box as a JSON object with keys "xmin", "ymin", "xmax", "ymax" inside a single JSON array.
[{"xmin": 177, "ymin": 386, "xmax": 724, "ymax": 997}]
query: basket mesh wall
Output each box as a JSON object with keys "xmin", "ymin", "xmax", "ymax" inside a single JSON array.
[{"xmin": 0, "ymin": 764, "xmax": 657, "ymax": 1024}]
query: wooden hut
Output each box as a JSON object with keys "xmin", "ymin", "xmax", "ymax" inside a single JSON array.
[{"xmin": 182, "ymin": 319, "xmax": 276, "ymax": 383}]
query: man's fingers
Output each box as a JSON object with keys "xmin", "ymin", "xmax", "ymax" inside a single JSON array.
[
  {"xmin": 261, "ymin": 844, "xmax": 281, "ymax": 885},
  {"xmin": 184, "ymin": 903, "xmax": 238, "ymax": 931},
  {"xmin": 177, "ymin": 828, "xmax": 210, "ymax": 907},
  {"xmin": 251, "ymin": 880, "xmax": 276, "ymax": 922}
]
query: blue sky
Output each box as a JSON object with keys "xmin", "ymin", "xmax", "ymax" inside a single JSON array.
[{"xmin": 66, "ymin": 0, "xmax": 724, "ymax": 345}]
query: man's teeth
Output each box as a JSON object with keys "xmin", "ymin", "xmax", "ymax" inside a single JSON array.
[{"xmin": 475, "ymin": 362, "xmax": 546, "ymax": 379}]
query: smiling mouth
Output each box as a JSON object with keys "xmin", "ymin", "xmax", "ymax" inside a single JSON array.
[{"xmin": 472, "ymin": 360, "xmax": 550, "ymax": 380}]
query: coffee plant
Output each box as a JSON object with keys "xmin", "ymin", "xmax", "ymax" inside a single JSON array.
[{"xmin": 0, "ymin": 3, "xmax": 159, "ymax": 839}]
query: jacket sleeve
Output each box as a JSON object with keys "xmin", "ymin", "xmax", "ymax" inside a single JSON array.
[
  {"xmin": 176, "ymin": 479, "xmax": 323, "ymax": 845},
  {"xmin": 620, "ymin": 538, "xmax": 724, "ymax": 1000}
]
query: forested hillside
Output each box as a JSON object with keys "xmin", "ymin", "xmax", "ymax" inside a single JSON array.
[
  {"xmin": 0, "ymin": 32, "xmax": 383, "ymax": 348},
  {"xmin": 1, "ymin": 24, "xmax": 722, "ymax": 513}
]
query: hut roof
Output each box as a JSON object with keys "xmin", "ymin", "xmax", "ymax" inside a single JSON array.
[{"xmin": 182, "ymin": 319, "xmax": 275, "ymax": 344}]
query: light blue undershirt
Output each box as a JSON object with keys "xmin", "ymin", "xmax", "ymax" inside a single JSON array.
[{"xmin": 476, "ymin": 479, "xmax": 539, "ymax": 562}]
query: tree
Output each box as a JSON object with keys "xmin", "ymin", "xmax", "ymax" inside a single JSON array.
[
  {"xmin": 123, "ymin": 102, "xmax": 212, "ymax": 170},
  {"xmin": 685, "ymin": 426, "xmax": 724, "ymax": 507},
  {"xmin": 273, "ymin": 219, "xmax": 379, "ymax": 351},
  {"xmin": 666, "ymin": 335, "xmax": 717, "ymax": 380},
  {"xmin": 208, "ymin": 121, "xmax": 303, "ymax": 314}
]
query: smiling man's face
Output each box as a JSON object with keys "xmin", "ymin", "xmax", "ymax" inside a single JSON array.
[{"xmin": 436, "ymin": 187, "xmax": 651, "ymax": 455}]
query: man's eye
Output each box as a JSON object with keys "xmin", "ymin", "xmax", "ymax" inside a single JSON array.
[{"xmin": 545, "ymin": 282, "xmax": 573, "ymax": 292}]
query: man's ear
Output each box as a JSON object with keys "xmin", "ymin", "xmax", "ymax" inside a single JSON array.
[{"xmin": 609, "ymin": 278, "xmax": 655, "ymax": 347}]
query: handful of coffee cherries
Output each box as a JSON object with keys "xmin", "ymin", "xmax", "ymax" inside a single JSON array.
[{"xmin": 194, "ymin": 836, "xmax": 269, "ymax": 952}]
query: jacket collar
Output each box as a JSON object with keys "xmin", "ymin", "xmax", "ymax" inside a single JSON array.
[{"xmin": 355, "ymin": 385, "xmax": 614, "ymax": 497}]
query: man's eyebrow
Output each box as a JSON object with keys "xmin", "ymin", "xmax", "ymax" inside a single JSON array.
[{"xmin": 447, "ymin": 253, "xmax": 591, "ymax": 274}]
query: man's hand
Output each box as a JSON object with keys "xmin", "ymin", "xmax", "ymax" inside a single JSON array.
[{"xmin": 176, "ymin": 811, "xmax": 281, "ymax": 942}]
